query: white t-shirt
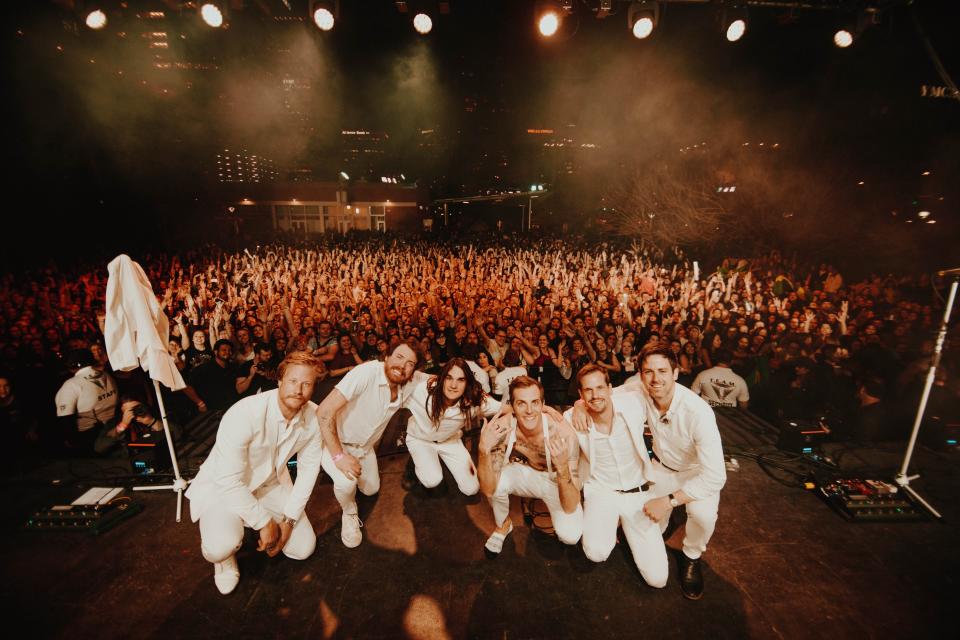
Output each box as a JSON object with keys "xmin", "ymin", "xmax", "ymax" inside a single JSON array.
[
  {"xmin": 691, "ymin": 366, "xmax": 750, "ymax": 408},
  {"xmin": 55, "ymin": 367, "xmax": 119, "ymax": 432},
  {"xmin": 493, "ymin": 366, "xmax": 527, "ymax": 399}
]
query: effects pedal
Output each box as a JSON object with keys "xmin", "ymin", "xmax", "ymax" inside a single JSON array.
[
  {"xmin": 25, "ymin": 501, "xmax": 144, "ymax": 534},
  {"xmin": 816, "ymin": 477, "xmax": 925, "ymax": 522}
]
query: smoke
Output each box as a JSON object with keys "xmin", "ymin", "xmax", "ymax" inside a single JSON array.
[{"xmin": 212, "ymin": 27, "xmax": 342, "ymax": 168}]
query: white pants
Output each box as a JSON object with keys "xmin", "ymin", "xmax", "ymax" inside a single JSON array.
[
  {"xmin": 581, "ymin": 482, "xmax": 668, "ymax": 588},
  {"xmin": 489, "ymin": 463, "xmax": 583, "ymax": 545},
  {"xmin": 650, "ymin": 462, "xmax": 720, "ymax": 560},
  {"xmin": 406, "ymin": 434, "xmax": 479, "ymax": 495},
  {"xmin": 194, "ymin": 481, "xmax": 316, "ymax": 564},
  {"xmin": 320, "ymin": 445, "xmax": 381, "ymax": 516}
]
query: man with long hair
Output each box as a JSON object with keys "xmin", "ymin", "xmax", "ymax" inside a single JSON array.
[{"xmin": 405, "ymin": 358, "xmax": 503, "ymax": 495}]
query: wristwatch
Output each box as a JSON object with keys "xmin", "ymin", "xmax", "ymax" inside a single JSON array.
[
  {"xmin": 668, "ymin": 493, "xmax": 680, "ymax": 508},
  {"xmin": 280, "ymin": 515, "xmax": 298, "ymax": 527}
]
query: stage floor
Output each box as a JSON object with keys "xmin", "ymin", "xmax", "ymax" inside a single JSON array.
[{"xmin": 2, "ymin": 435, "xmax": 958, "ymax": 639}]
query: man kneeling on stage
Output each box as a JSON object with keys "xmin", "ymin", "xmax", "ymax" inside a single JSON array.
[
  {"xmin": 565, "ymin": 364, "xmax": 668, "ymax": 589},
  {"xmin": 185, "ymin": 351, "xmax": 324, "ymax": 595},
  {"xmin": 478, "ymin": 376, "xmax": 582, "ymax": 557}
]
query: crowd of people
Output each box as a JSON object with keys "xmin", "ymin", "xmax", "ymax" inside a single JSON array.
[{"xmin": 0, "ymin": 233, "xmax": 957, "ymax": 466}]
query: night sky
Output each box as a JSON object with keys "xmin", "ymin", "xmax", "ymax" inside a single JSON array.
[{"xmin": 5, "ymin": 1, "xmax": 958, "ymax": 266}]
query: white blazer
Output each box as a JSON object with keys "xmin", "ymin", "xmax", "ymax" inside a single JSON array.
[{"xmin": 186, "ymin": 390, "xmax": 324, "ymax": 529}]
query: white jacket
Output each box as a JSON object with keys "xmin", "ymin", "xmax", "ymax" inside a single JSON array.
[
  {"xmin": 185, "ymin": 390, "xmax": 324, "ymax": 529},
  {"xmin": 104, "ymin": 254, "xmax": 185, "ymax": 391}
]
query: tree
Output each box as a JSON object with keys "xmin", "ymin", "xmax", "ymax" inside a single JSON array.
[{"xmin": 601, "ymin": 162, "xmax": 729, "ymax": 248}]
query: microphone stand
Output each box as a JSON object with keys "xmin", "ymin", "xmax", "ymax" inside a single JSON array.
[{"xmin": 893, "ymin": 269, "xmax": 958, "ymax": 519}]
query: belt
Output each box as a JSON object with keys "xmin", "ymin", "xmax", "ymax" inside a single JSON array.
[
  {"xmin": 615, "ymin": 482, "xmax": 651, "ymax": 494},
  {"xmin": 651, "ymin": 452, "xmax": 679, "ymax": 473}
]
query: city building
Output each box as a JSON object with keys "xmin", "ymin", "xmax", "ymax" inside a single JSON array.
[
  {"xmin": 216, "ymin": 149, "xmax": 280, "ymax": 184},
  {"xmin": 222, "ymin": 181, "xmax": 429, "ymax": 236}
]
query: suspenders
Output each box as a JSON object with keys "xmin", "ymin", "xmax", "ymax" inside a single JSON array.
[{"xmin": 504, "ymin": 415, "xmax": 554, "ymax": 476}]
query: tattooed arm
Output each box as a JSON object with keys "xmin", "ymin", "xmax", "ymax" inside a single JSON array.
[{"xmin": 478, "ymin": 416, "xmax": 511, "ymax": 497}]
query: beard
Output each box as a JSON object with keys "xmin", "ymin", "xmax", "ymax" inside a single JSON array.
[{"xmin": 385, "ymin": 365, "xmax": 411, "ymax": 385}]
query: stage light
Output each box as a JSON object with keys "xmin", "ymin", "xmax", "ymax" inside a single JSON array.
[
  {"xmin": 311, "ymin": 1, "xmax": 336, "ymax": 32},
  {"xmin": 536, "ymin": 1, "xmax": 571, "ymax": 38},
  {"xmin": 726, "ymin": 19, "xmax": 746, "ymax": 41},
  {"xmin": 413, "ymin": 13, "xmax": 433, "ymax": 34},
  {"xmin": 539, "ymin": 11, "xmax": 560, "ymax": 36},
  {"xmin": 628, "ymin": 2, "xmax": 659, "ymax": 40},
  {"xmin": 633, "ymin": 17, "xmax": 653, "ymax": 39},
  {"xmin": 918, "ymin": 211, "xmax": 930, "ymax": 219},
  {"xmin": 833, "ymin": 29, "xmax": 853, "ymax": 48},
  {"xmin": 313, "ymin": 9, "xmax": 334, "ymax": 30},
  {"xmin": 833, "ymin": 8, "xmax": 879, "ymax": 49},
  {"xmin": 721, "ymin": 4, "xmax": 747, "ymax": 42},
  {"xmin": 85, "ymin": 9, "xmax": 107, "ymax": 30},
  {"xmin": 200, "ymin": 4, "xmax": 224, "ymax": 28}
]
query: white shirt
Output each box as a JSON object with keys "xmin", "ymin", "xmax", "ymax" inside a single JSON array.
[
  {"xmin": 55, "ymin": 367, "xmax": 119, "ymax": 432},
  {"xmin": 644, "ymin": 383, "xmax": 727, "ymax": 502},
  {"xmin": 334, "ymin": 360, "xmax": 417, "ymax": 451},
  {"xmin": 466, "ymin": 359, "xmax": 491, "ymax": 393},
  {"xmin": 493, "ymin": 366, "xmax": 527, "ymax": 398},
  {"xmin": 566, "ymin": 391, "xmax": 653, "ymax": 489},
  {"xmin": 406, "ymin": 379, "xmax": 501, "ymax": 443},
  {"xmin": 691, "ymin": 366, "xmax": 750, "ymax": 408},
  {"xmin": 588, "ymin": 415, "xmax": 647, "ymax": 491}
]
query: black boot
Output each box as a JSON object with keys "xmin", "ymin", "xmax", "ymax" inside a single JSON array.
[{"xmin": 678, "ymin": 553, "xmax": 704, "ymax": 600}]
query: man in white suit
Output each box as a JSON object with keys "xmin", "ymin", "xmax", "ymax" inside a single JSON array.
[
  {"xmin": 186, "ymin": 351, "xmax": 324, "ymax": 595},
  {"xmin": 564, "ymin": 364, "xmax": 667, "ymax": 589}
]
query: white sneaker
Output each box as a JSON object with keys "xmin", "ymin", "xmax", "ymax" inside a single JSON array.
[
  {"xmin": 341, "ymin": 513, "xmax": 363, "ymax": 548},
  {"xmin": 484, "ymin": 521, "xmax": 514, "ymax": 556},
  {"xmin": 213, "ymin": 555, "xmax": 239, "ymax": 595}
]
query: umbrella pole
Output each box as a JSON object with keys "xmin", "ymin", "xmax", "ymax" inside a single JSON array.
[{"xmin": 132, "ymin": 379, "xmax": 190, "ymax": 522}]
